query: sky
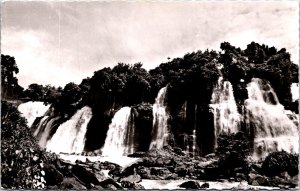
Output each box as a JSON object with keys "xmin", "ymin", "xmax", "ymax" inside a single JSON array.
[{"xmin": 1, "ymin": 1, "xmax": 299, "ymax": 88}]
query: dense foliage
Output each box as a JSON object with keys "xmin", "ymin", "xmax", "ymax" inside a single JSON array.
[
  {"xmin": 1, "ymin": 55, "xmax": 24, "ymax": 99},
  {"xmin": 1, "ymin": 101, "xmax": 57, "ymax": 189},
  {"xmin": 215, "ymin": 132, "xmax": 250, "ymax": 178},
  {"xmin": 261, "ymin": 151, "xmax": 298, "ymax": 177}
]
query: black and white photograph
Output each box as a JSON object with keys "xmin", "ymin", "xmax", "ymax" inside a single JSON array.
[{"xmin": 1, "ymin": 1, "xmax": 299, "ymax": 190}]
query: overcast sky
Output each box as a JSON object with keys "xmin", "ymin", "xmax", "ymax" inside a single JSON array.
[{"xmin": 1, "ymin": 1, "xmax": 299, "ymax": 88}]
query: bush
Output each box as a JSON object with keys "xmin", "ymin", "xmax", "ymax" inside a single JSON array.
[
  {"xmin": 261, "ymin": 151, "xmax": 298, "ymax": 177},
  {"xmin": 216, "ymin": 132, "xmax": 250, "ymax": 177},
  {"xmin": 1, "ymin": 101, "xmax": 58, "ymax": 189}
]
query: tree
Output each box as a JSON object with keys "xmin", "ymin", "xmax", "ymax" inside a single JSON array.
[
  {"xmin": 61, "ymin": 82, "xmax": 82, "ymax": 104},
  {"xmin": 43, "ymin": 85, "xmax": 62, "ymax": 104},
  {"xmin": 1, "ymin": 54, "xmax": 23, "ymax": 99},
  {"xmin": 24, "ymin": 84, "xmax": 45, "ymax": 101}
]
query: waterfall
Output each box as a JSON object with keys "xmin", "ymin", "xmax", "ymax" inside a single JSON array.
[
  {"xmin": 102, "ymin": 107, "xmax": 133, "ymax": 156},
  {"xmin": 245, "ymin": 78, "xmax": 298, "ymax": 160},
  {"xmin": 291, "ymin": 83, "xmax": 299, "ymax": 102},
  {"xmin": 38, "ymin": 117, "xmax": 61, "ymax": 148},
  {"xmin": 124, "ymin": 111, "xmax": 136, "ymax": 155},
  {"xmin": 33, "ymin": 116, "xmax": 50, "ymax": 137},
  {"xmin": 192, "ymin": 129, "xmax": 197, "ymax": 157},
  {"xmin": 183, "ymin": 134, "xmax": 190, "ymax": 154},
  {"xmin": 210, "ymin": 77, "xmax": 240, "ymax": 136},
  {"xmin": 192, "ymin": 104, "xmax": 197, "ymax": 157},
  {"xmin": 149, "ymin": 87, "xmax": 169, "ymax": 149},
  {"xmin": 18, "ymin": 101, "xmax": 50, "ymax": 127},
  {"xmin": 46, "ymin": 106, "xmax": 92, "ymax": 154}
]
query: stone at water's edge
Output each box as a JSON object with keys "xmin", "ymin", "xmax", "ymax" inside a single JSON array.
[
  {"xmin": 49, "ymin": 177, "xmax": 87, "ymax": 190},
  {"xmin": 44, "ymin": 164, "xmax": 64, "ymax": 186},
  {"xmin": 120, "ymin": 174, "xmax": 143, "ymax": 189},
  {"xmin": 179, "ymin": 180, "xmax": 201, "ymax": 189},
  {"xmin": 139, "ymin": 179, "xmax": 280, "ymax": 190}
]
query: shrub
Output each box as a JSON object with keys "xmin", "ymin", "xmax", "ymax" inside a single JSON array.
[
  {"xmin": 261, "ymin": 151, "xmax": 298, "ymax": 177},
  {"xmin": 216, "ymin": 132, "xmax": 250, "ymax": 177},
  {"xmin": 1, "ymin": 101, "xmax": 57, "ymax": 189}
]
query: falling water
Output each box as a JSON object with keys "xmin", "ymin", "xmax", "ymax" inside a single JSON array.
[
  {"xmin": 183, "ymin": 134, "xmax": 190, "ymax": 154},
  {"xmin": 149, "ymin": 87, "xmax": 169, "ymax": 149},
  {"xmin": 192, "ymin": 129, "xmax": 197, "ymax": 157},
  {"xmin": 192, "ymin": 104, "xmax": 197, "ymax": 157},
  {"xmin": 33, "ymin": 116, "xmax": 50, "ymax": 137},
  {"xmin": 245, "ymin": 78, "xmax": 298, "ymax": 160},
  {"xmin": 18, "ymin": 101, "xmax": 50, "ymax": 127},
  {"xmin": 102, "ymin": 107, "xmax": 133, "ymax": 156},
  {"xmin": 291, "ymin": 83, "xmax": 299, "ymax": 102},
  {"xmin": 38, "ymin": 117, "xmax": 61, "ymax": 148},
  {"xmin": 124, "ymin": 112, "xmax": 136, "ymax": 155},
  {"xmin": 46, "ymin": 106, "xmax": 92, "ymax": 154},
  {"xmin": 210, "ymin": 77, "xmax": 240, "ymax": 136}
]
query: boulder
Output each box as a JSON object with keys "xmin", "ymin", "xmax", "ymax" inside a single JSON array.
[
  {"xmin": 72, "ymin": 164, "xmax": 99, "ymax": 185},
  {"xmin": 174, "ymin": 166, "xmax": 187, "ymax": 177},
  {"xmin": 59, "ymin": 177, "xmax": 87, "ymax": 190},
  {"xmin": 235, "ymin": 172, "xmax": 247, "ymax": 181},
  {"xmin": 194, "ymin": 169, "xmax": 205, "ymax": 179},
  {"xmin": 173, "ymin": 147, "xmax": 185, "ymax": 156},
  {"xmin": 128, "ymin": 152, "xmax": 147, "ymax": 158},
  {"xmin": 165, "ymin": 173, "xmax": 178, "ymax": 180},
  {"xmin": 179, "ymin": 181, "xmax": 200, "ymax": 189},
  {"xmin": 99, "ymin": 178, "xmax": 123, "ymax": 190},
  {"xmin": 120, "ymin": 174, "xmax": 141, "ymax": 184},
  {"xmin": 248, "ymin": 173, "xmax": 269, "ymax": 186},
  {"xmin": 136, "ymin": 166, "xmax": 150, "ymax": 177},
  {"xmin": 268, "ymin": 175, "xmax": 298, "ymax": 188},
  {"xmin": 44, "ymin": 164, "xmax": 64, "ymax": 186},
  {"xmin": 150, "ymin": 167, "xmax": 172, "ymax": 179},
  {"xmin": 94, "ymin": 171, "xmax": 108, "ymax": 182},
  {"xmin": 279, "ymin": 171, "xmax": 291, "ymax": 180},
  {"xmin": 200, "ymin": 182, "xmax": 209, "ymax": 188},
  {"xmin": 203, "ymin": 164, "xmax": 220, "ymax": 180},
  {"xmin": 156, "ymin": 157, "xmax": 173, "ymax": 166},
  {"xmin": 132, "ymin": 183, "xmax": 145, "ymax": 189}
]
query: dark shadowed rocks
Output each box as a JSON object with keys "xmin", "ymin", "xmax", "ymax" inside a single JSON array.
[
  {"xmin": 56, "ymin": 177, "xmax": 87, "ymax": 190},
  {"xmin": 179, "ymin": 180, "xmax": 200, "ymax": 189},
  {"xmin": 44, "ymin": 164, "xmax": 64, "ymax": 186},
  {"xmin": 99, "ymin": 178, "xmax": 123, "ymax": 190},
  {"xmin": 200, "ymin": 182, "xmax": 210, "ymax": 188}
]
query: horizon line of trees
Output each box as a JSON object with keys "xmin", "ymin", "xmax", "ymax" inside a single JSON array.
[{"xmin": 1, "ymin": 41, "xmax": 299, "ymax": 114}]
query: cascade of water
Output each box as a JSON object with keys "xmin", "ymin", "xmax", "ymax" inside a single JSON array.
[
  {"xmin": 149, "ymin": 87, "xmax": 169, "ymax": 149},
  {"xmin": 291, "ymin": 83, "xmax": 299, "ymax": 102},
  {"xmin": 245, "ymin": 78, "xmax": 298, "ymax": 160},
  {"xmin": 124, "ymin": 112, "xmax": 135, "ymax": 155},
  {"xmin": 33, "ymin": 116, "xmax": 50, "ymax": 137},
  {"xmin": 38, "ymin": 116, "xmax": 61, "ymax": 148},
  {"xmin": 46, "ymin": 106, "xmax": 93, "ymax": 154},
  {"xmin": 192, "ymin": 104, "xmax": 197, "ymax": 157},
  {"xmin": 102, "ymin": 107, "xmax": 132, "ymax": 157},
  {"xmin": 210, "ymin": 77, "xmax": 240, "ymax": 137},
  {"xmin": 18, "ymin": 101, "xmax": 50, "ymax": 127},
  {"xmin": 184, "ymin": 134, "xmax": 190, "ymax": 153}
]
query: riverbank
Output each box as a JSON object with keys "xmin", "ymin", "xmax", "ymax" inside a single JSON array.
[{"xmin": 47, "ymin": 145, "xmax": 298, "ymax": 190}]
